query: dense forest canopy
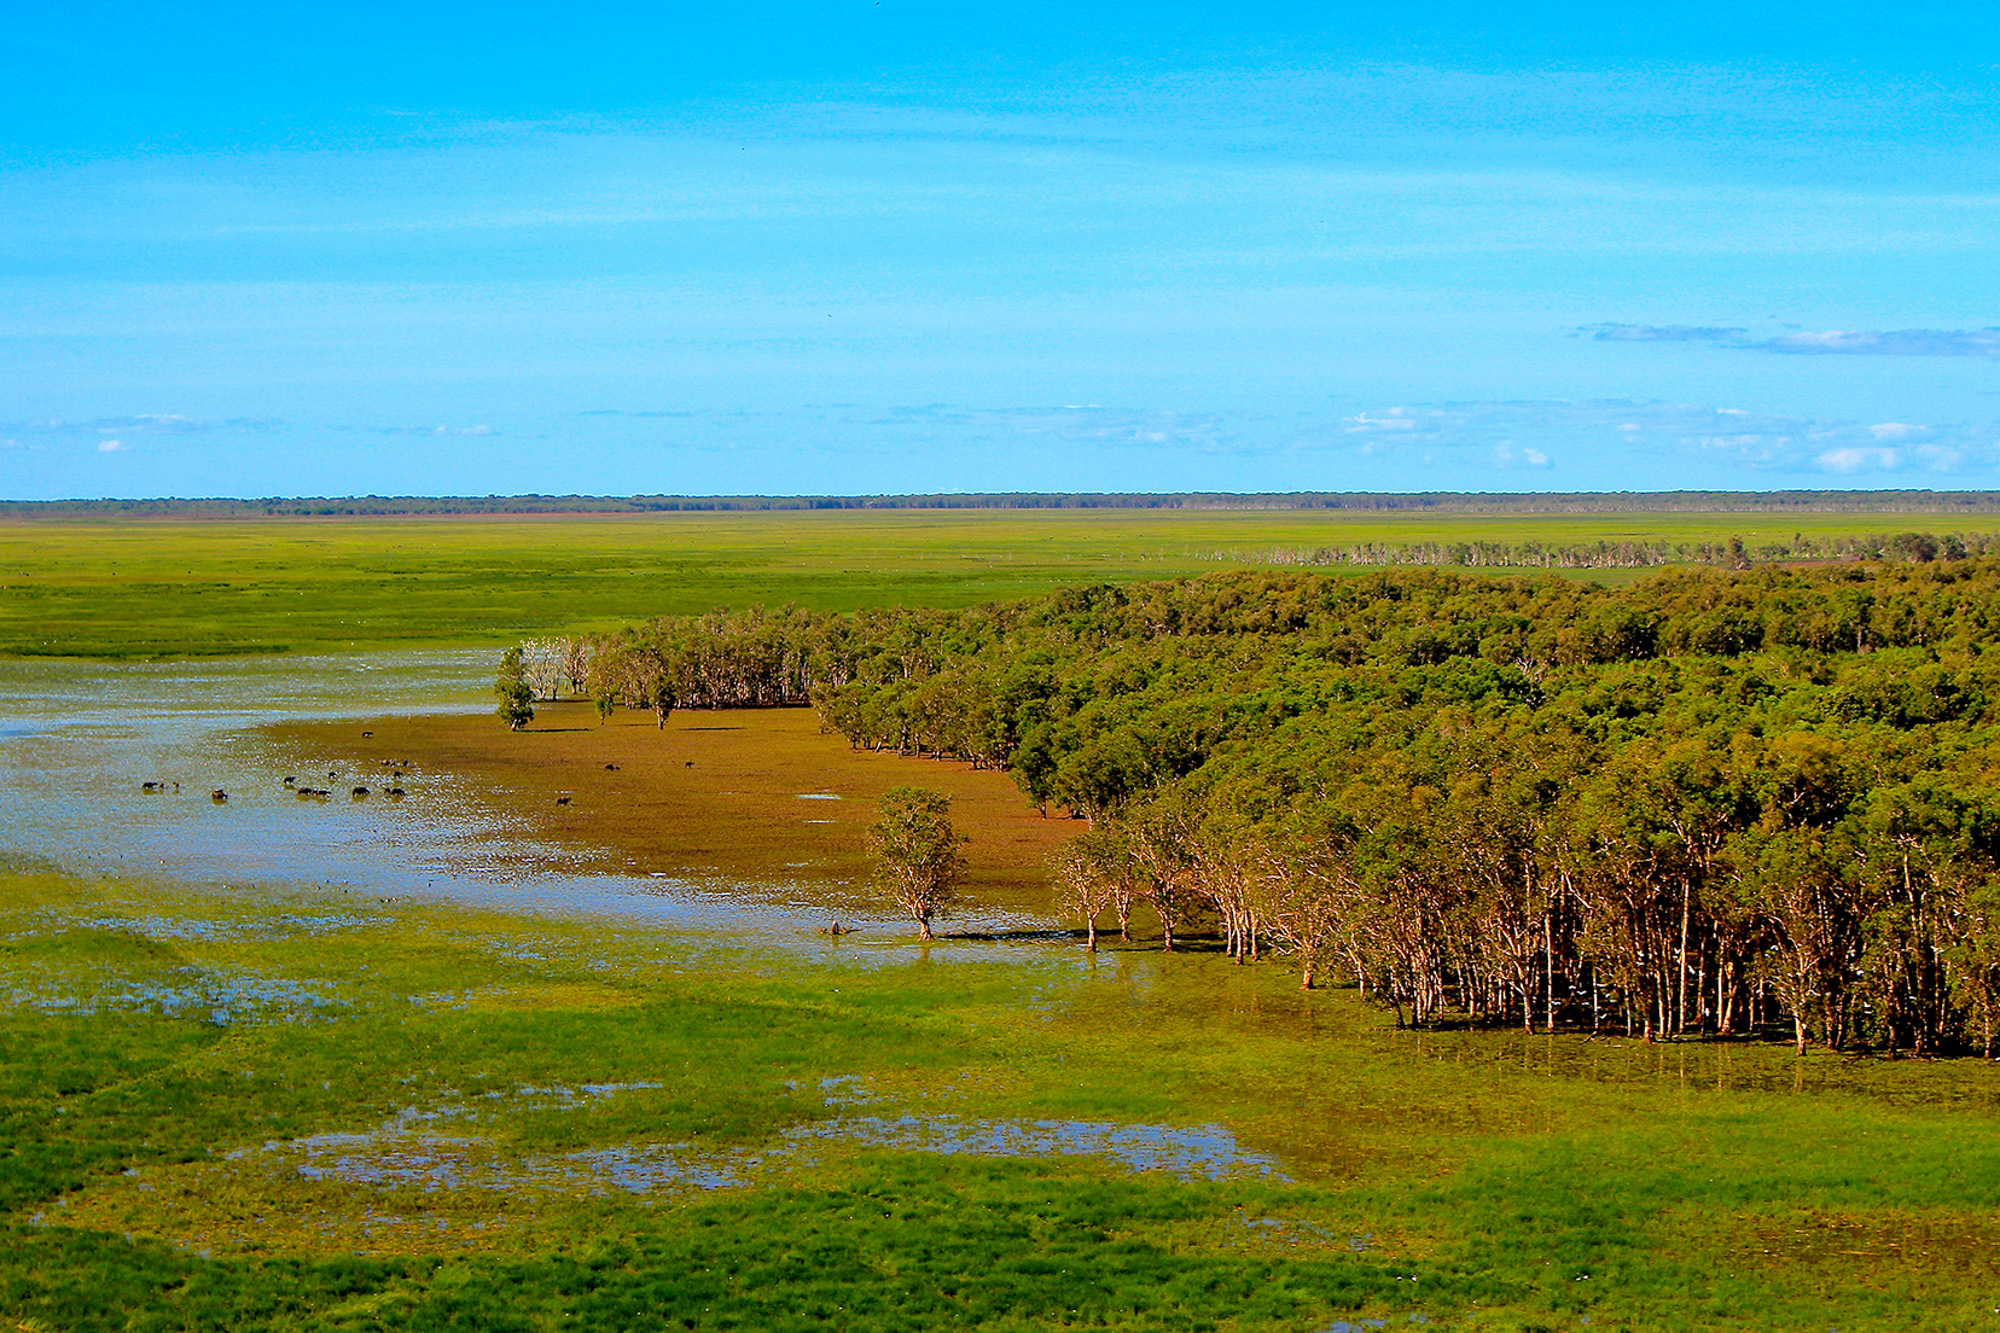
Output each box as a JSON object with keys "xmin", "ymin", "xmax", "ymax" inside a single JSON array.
[{"xmin": 549, "ymin": 558, "xmax": 2000, "ymax": 1056}]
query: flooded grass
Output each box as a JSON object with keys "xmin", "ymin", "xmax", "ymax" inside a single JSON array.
[{"xmin": 6, "ymin": 872, "xmax": 2000, "ymax": 1329}]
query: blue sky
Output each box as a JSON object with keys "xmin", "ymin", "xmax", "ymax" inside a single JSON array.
[{"xmin": 3, "ymin": 2, "xmax": 1998, "ymax": 498}]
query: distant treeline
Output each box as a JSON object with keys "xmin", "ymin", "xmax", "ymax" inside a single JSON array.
[
  {"xmin": 14, "ymin": 490, "xmax": 2000, "ymax": 518},
  {"xmin": 547, "ymin": 559, "xmax": 2000, "ymax": 1056},
  {"xmin": 1211, "ymin": 529, "xmax": 1994, "ymax": 570}
]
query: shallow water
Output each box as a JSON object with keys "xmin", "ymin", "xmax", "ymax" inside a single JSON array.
[
  {"xmin": 279, "ymin": 1115, "xmax": 1280, "ymax": 1199},
  {"xmin": 781, "ymin": 1115, "xmax": 1286, "ymax": 1181},
  {"xmin": 0, "ymin": 652, "xmax": 1061, "ymax": 947},
  {"xmin": 269, "ymin": 1074, "xmax": 1281, "ymax": 1197}
]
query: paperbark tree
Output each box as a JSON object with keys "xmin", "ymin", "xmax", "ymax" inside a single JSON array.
[
  {"xmin": 868, "ymin": 786, "xmax": 967, "ymax": 940},
  {"xmin": 1052, "ymin": 830, "xmax": 1124, "ymax": 950}
]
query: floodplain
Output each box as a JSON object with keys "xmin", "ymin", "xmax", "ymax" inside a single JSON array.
[{"xmin": 7, "ymin": 506, "xmax": 2000, "ymax": 1330}]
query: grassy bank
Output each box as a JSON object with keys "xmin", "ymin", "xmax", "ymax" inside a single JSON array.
[
  {"xmin": 8, "ymin": 508, "xmax": 2000, "ymax": 658},
  {"xmin": 5, "ymin": 871, "xmax": 1998, "ymax": 1331}
]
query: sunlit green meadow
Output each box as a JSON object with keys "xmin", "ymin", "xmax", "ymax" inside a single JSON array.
[
  {"xmin": 8, "ymin": 507, "xmax": 2000, "ymax": 657},
  {"xmin": 5, "ymin": 871, "xmax": 1997, "ymax": 1331}
]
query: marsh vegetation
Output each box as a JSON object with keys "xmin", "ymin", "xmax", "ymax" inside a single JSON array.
[{"xmin": 7, "ymin": 871, "xmax": 2000, "ymax": 1331}]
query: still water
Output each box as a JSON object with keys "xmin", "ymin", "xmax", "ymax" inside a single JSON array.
[{"xmin": 0, "ymin": 652, "xmax": 1049, "ymax": 942}]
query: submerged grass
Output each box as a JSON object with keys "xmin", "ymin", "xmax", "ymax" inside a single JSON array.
[
  {"xmin": 7, "ymin": 508, "xmax": 1996, "ymax": 657},
  {"xmin": 4, "ymin": 872, "xmax": 1999, "ymax": 1330}
]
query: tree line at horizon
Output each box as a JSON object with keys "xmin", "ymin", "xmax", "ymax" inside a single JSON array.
[
  {"xmin": 18, "ymin": 494, "xmax": 2000, "ymax": 519},
  {"xmin": 1210, "ymin": 528, "xmax": 1999, "ymax": 571},
  {"xmin": 509, "ymin": 555, "xmax": 2000, "ymax": 1056}
]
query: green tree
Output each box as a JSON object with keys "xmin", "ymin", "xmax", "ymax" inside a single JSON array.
[
  {"xmin": 868, "ymin": 786, "xmax": 967, "ymax": 940},
  {"xmin": 495, "ymin": 646, "xmax": 535, "ymax": 732}
]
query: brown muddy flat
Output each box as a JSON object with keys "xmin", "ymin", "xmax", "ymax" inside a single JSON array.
[{"xmin": 266, "ymin": 703, "xmax": 1078, "ymax": 918}]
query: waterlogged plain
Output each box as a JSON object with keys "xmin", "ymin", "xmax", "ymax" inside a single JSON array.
[
  {"xmin": 6, "ymin": 872, "xmax": 2000, "ymax": 1331},
  {"xmin": 264, "ymin": 702, "xmax": 1082, "ymax": 924},
  {"xmin": 0, "ymin": 653, "xmax": 1015, "ymax": 939},
  {"xmin": 7, "ymin": 507, "xmax": 2000, "ymax": 658},
  {"xmin": 10, "ymin": 517, "xmax": 2000, "ymax": 1329}
]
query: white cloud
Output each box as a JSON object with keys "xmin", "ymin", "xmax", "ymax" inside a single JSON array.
[
  {"xmin": 1318, "ymin": 398, "xmax": 2000, "ymax": 477},
  {"xmin": 97, "ymin": 439, "xmax": 124, "ymax": 452},
  {"xmin": 1762, "ymin": 328, "xmax": 2000, "ymax": 357},
  {"xmin": 1490, "ymin": 444, "xmax": 1554, "ymax": 469},
  {"xmin": 1343, "ymin": 408, "xmax": 1421, "ymax": 432},
  {"xmin": 1814, "ymin": 447, "xmax": 1901, "ymax": 472},
  {"xmin": 1583, "ymin": 323, "xmax": 1744, "ymax": 343},
  {"xmin": 2, "ymin": 415, "xmax": 280, "ymax": 439},
  {"xmin": 1587, "ymin": 324, "xmax": 2000, "ymax": 359},
  {"xmin": 881, "ymin": 404, "xmax": 1242, "ymax": 454}
]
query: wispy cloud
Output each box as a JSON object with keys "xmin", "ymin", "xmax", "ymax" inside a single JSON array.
[
  {"xmin": 1332, "ymin": 399, "xmax": 1997, "ymax": 475},
  {"xmin": 0, "ymin": 416, "xmax": 283, "ymax": 459},
  {"xmin": 326, "ymin": 422, "xmax": 498, "ymax": 437},
  {"xmin": 1816, "ymin": 447, "xmax": 1902, "ymax": 472},
  {"xmin": 967, "ymin": 405, "xmax": 1238, "ymax": 452},
  {"xmin": 1759, "ymin": 328, "xmax": 2000, "ymax": 357},
  {"xmin": 1584, "ymin": 323, "xmax": 2000, "ymax": 358},
  {"xmin": 1583, "ymin": 324, "xmax": 1746, "ymax": 343},
  {"xmin": 857, "ymin": 403, "xmax": 1246, "ymax": 454},
  {"xmin": 563, "ymin": 397, "xmax": 2000, "ymax": 481},
  {"xmin": 1, "ymin": 414, "xmax": 283, "ymax": 436}
]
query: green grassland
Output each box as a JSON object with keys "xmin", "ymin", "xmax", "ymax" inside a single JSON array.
[
  {"xmin": 5, "ymin": 871, "xmax": 1998, "ymax": 1332},
  {"xmin": 6, "ymin": 507, "xmax": 2000, "ymax": 657}
]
